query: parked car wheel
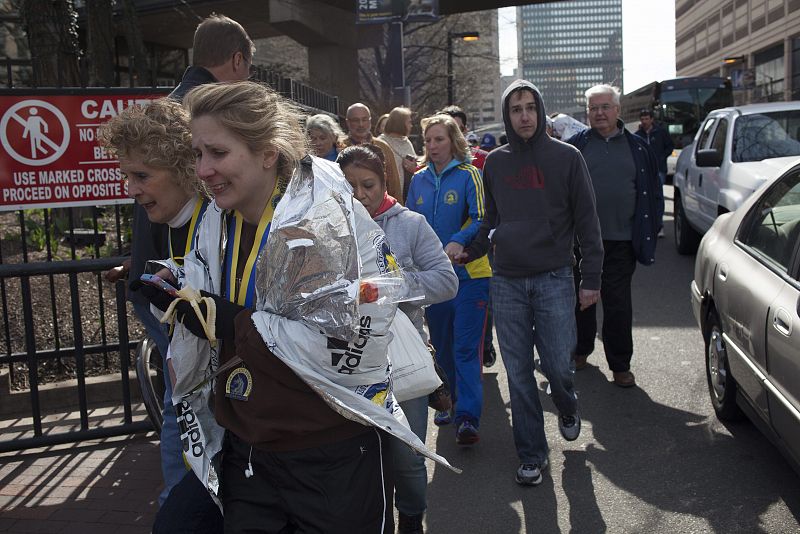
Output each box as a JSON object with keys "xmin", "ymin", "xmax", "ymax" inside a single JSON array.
[
  {"xmin": 705, "ymin": 310, "xmax": 744, "ymax": 421},
  {"xmin": 675, "ymin": 192, "xmax": 701, "ymax": 255}
]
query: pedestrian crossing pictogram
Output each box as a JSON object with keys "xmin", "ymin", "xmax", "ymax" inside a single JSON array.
[{"xmin": 1, "ymin": 99, "xmax": 70, "ymax": 166}]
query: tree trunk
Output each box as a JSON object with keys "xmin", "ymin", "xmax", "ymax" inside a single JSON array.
[
  {"xmin": 86, "ymin": 0, "xmax": 115, "ymax": 87},
  {"xmin": 19, "ymin": 0, "xmax": 81, "ymax": 86},
  {"xmin": 119, "ymin": 0, "xmax": 151, "ymax": 86}
]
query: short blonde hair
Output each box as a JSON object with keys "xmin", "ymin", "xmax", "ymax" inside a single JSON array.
[
  {"xmin": 374, "ymin": 113, "xmax": 389, "ymax": 135},
  {"xmin": 384, "ymin": 107, "xmax": 412, "ymax": 136},
  {"xmin": 421, "ymin": 114, "xmax": 469, "ymax": 164},
  {"xmin": 98, "ymin": 98, "xmax": 199, "ymax": 195},
  {"xmin": 184, "ymin": 81, "xmax": 308, "ymax": 179}
]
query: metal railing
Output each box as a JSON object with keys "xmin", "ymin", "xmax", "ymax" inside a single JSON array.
[
  {"xmin": 0, "ymin": 256, "xmax": 149, "ymax": 452},
  {"xmin": 4, "ymin": 57, "xmax": 340, "ymax": 116}
]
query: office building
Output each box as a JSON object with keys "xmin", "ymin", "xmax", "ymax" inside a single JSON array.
[
  {"xmin": 517, "ymin": 0, "xmax": 623, "ymax": 116},
  {"xmin": 676, "ymin": 0, "xmax": 800, "ymax": 103}
]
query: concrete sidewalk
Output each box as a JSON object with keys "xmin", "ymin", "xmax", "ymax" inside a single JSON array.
[{"xmin": 0, "ymin": 431, "xmax": 162, "ymax": 533}]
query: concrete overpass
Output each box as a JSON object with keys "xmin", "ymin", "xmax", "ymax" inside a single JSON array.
[{"xmin": 131, "ymin": 0, "xmax": 553, "ymax": 107}]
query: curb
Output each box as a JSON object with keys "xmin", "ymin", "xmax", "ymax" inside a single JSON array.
[{"xmin": 0, "ymin": 368, "xmax": 144, "ymax": 418}]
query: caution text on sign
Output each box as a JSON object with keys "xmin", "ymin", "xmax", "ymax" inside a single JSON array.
[{"xmin": 0, "ymin": 90, "xmax": 170, "ymax": 211}]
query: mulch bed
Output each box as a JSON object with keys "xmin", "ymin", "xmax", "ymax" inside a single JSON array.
[{"xmin": 0, "ymin": 208, "xmax": 146, "ymax": 391}]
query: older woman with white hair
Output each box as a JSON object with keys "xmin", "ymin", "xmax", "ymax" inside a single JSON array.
[{"xmin": 305, "ymin": 113, "xmax": 344, "ymax": 161}]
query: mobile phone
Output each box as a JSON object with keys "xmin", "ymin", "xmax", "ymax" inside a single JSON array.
[
  {"xmin": 140, "ymin": 274, "xmax": 179, "ymax": 296},
  {"xmin": 405, "ymin": 154, "xmax": 416, "ymax": 162}
]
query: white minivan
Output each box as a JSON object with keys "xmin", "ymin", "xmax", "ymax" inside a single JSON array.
[{"xmin": 673, "ymin": 102, "xmax": 800, "ymax": 254}]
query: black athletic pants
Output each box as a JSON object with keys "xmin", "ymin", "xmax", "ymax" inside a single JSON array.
[
  {"xmin": 221, "ymin": 430, "xmax": 393, "ymax": 534},
  {"xmin": 153, "ymin": 470, "xmax": 224, "ymax": 534}
]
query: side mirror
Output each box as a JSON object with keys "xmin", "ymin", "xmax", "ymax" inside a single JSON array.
[{"xmin": 696, "ymin": 148, "xmax": 723, "ymax": 168}]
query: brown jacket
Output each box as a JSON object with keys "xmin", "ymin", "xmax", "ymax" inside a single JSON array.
[{"xmin": 214, "ymin": 310, "xmax": 368, "ymax": 452}]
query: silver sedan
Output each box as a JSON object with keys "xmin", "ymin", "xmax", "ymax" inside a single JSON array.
[{"xmin": 691, "ymin": 159, "xmax": 800, "ymax": 470}]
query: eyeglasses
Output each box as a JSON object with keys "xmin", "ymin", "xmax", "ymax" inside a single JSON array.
[{"xmin": 588, "ymin": 104, "xmax": 616, "ymax": 114}]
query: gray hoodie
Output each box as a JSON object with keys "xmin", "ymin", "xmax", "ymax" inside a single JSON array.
[
  {"xmin": 464, "ymin": 80, "xmax": 603, "ymax": 289},
  {"xmin": 372, "ymin": 202, "xmax": 458, "ymax": 342}
]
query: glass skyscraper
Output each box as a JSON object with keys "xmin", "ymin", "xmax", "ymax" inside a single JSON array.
[{"xmin": 517, "ymin": 0, "xmax": 623, "ymax": 116}]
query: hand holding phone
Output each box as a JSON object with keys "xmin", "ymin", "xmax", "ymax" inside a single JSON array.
[{"xmin": 140, "ymin": 274, "xmax": 179, "ymax": 297}]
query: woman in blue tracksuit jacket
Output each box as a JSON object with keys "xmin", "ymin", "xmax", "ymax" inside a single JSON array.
[{"xmin": 406, "ymin": 113, "xmax": 491, "ymax": 446}]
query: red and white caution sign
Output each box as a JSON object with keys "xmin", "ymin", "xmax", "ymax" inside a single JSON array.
[{"xmin": 0, "ymin": 91, "xmax": 169, "ymax": 211}]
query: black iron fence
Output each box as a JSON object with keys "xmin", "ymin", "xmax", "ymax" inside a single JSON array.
[
  {"xmin": 0, "ymin": 255, "xmax": 149, "ymax": 453},
  {"xmin": 0, "ymin": 56, "xmax": 340, "ymax": 452}
]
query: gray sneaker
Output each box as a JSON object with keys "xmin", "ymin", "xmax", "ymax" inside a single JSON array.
[
  {"xmin": 515, "ymin": 459, "xmax": 549, "ymax": 486},
  {"xmin": 559, "ymin": 413, "xmax": 581, "ymax": 441}
]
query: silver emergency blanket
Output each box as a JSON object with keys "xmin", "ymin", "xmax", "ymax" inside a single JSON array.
[
  {"xmin": 164, "ymin": 157, "xmax": 458, "ymax": 512},
  {"xmin": 251, "ymin": 156, "xmax": 457, "ymax": 471},
  {"xmin": 255, "ymin": 159, "xmax": 360, "ymax": 341}
]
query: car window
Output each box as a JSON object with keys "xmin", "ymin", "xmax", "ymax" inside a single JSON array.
[
  {"xmin": 710, "ymin": 118, "xmax": 728, "ymax": 155},
  {"xmin": 739, "ymin": 170, "xmax": 800, "ymax": 272},
  {"xmin": 732, "ymin": 110, "xmax": 800, "ymax": 162},
  {"xmin": 696, "ymin": 118, "xmax": 716, "ymax": 152}
]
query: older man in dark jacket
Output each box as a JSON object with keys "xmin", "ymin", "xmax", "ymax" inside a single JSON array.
[{"xmin": 566, "ymin": 84, "xmax": 664, "ymax": 388}]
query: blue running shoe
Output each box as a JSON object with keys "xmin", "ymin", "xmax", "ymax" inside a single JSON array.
[
  {"xmin": 456, "ymin": 420, "xmax": 479, "ymax": 445},
  {"xmin": 434, "ymin": 410, "xmax": 451, "ymax": 426}
]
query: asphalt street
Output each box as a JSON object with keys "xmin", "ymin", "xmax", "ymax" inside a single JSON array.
[{"xmin": 420, "ymin": 185, "xmax": 800, "ymax": 533}]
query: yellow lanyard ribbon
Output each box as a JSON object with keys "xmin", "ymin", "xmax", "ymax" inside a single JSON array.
[{"xmin": 228, "ymin": 181, "xmax": 280, "ymax": 306}]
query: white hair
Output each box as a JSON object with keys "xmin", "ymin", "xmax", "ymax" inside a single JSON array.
[
  {"xmin": 346, "ymin": 102, "xmax": 370, "ymax": 118},
  {"xmin": 305, "ymin": 113, "xmax": 344, "ymax": 140},
  {"xmin": 585, "ymin": 84, "xmax": 621, "ymax": 106}
]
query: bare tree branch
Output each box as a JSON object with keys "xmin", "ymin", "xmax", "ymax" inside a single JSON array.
[{"xmin": 358, "ymin": 11, "xmax": 498, "ymax": 127}]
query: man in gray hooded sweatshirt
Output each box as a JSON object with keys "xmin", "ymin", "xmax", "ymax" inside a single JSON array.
[{"xmin": 457, "ymin": 80, "xmax": 603, "ymax": 486}]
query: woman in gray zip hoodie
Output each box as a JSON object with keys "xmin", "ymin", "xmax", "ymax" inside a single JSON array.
[{"xmin": 338, "ymin": 144, "xmax": 458, "ymax": 534}]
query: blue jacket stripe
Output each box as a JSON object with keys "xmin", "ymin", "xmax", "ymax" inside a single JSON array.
[{"xmin": 462, "ymin": 164, "xmax": 485, "ymax": 217}]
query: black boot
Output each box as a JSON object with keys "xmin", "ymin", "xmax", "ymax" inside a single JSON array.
[{"xmin": 398, "ymin": 512, "xmax": 424, "ymax": 534}]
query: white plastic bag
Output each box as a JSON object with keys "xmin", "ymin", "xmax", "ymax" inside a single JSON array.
[{"xmin": 389, "ymin": 310, "xmax": 441, "ymax": 402}]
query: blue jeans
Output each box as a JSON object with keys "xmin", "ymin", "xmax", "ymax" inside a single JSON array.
[
  {"xmin": 133, "ymin": 301, "xmax": 186, "ymax": 505},
  {"xmin": 391, "ymin": 395, "xmax": 429, "ymax": 516},
  {"xmin": 426, "ymin": 277, "xmax": 489, "ymax": 426},
  {"xmin": 491, "ymin": 268, "xmax": 578, "ymax": 465}
]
